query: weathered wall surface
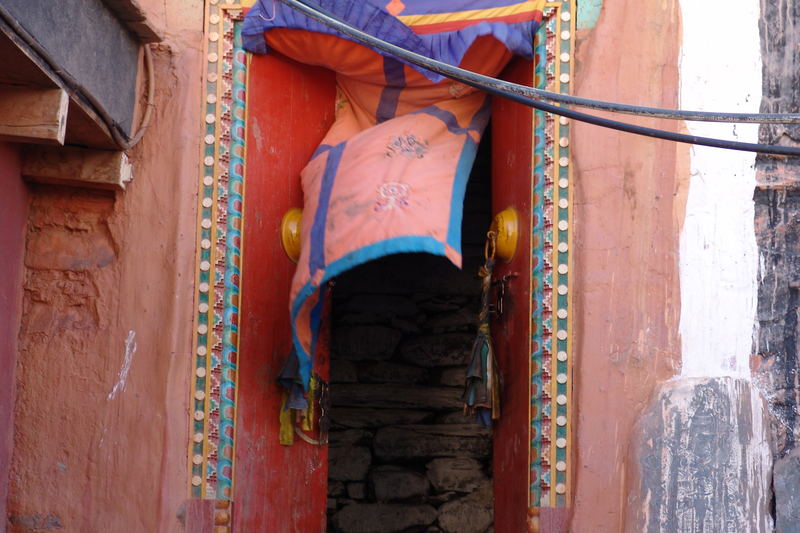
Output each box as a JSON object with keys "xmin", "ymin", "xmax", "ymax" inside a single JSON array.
[
  {"xmin": 753, "ymin": 1, "xmax": 800, "ymax": 526},
  {"xmin": 570, "ymin": 1, "xmax": 686, "ymax": 530},
  {"xmin": 626, "ymin": 378, "xmax": 773, "ymax": 533},
  {"xmin": 5, "ymin": 2, "xmax": 203, "ymax": 532},
  {"xmin": 0, "ymin": 142, "xmax": 27, "ymax": 532},
  {"xmin": 678, "ymin": 0, "xmax": 761, "ymax": 379},
  {"xmin": 753, "ymin": 0, "xmax": 800, "ymax": 457}
]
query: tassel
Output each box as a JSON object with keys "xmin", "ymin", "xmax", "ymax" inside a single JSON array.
[{"xmin": 463, "ymin": 233, "xmax": 501, "ymax": 426}]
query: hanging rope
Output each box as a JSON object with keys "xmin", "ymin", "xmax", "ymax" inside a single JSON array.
[{"xmin": 275, "ymin": 0, "xmax": 800, "ymax": 156}]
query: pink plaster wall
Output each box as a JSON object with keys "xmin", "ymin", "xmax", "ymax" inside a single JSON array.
[
  {"xmin": 0, "ymin": 142, "xmax": 28, "ymax": 532},
  {"xmin": 5, "ymin": 3, "xmax": 204, "ymax": 531},
  {"xmin": 570, "ymin": 2, "xmax": 687, "ymax": 531}
]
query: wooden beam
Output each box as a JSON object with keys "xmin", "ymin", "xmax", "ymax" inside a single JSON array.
[
  {"xmin": 0, "ymin": 86, "xmax": 68, "ymax": 145},
  {"xmin": 102, "ymin": 0, "xmax": 163, "ymax": 43},
  {"xmin": 0, "ymin": 18, "xmax": 118, "ymax": 149},
  {"xmin": 22, "ymin": 145, "xmax": 132, "ymax": 190}
]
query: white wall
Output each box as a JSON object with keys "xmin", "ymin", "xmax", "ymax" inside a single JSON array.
[{"xmin": 678, "ymin": 0, "xmax": 761, "ymax": 377}]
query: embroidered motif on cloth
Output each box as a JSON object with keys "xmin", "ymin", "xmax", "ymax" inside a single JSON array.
[
  {"xmin": 385, "ymin": 133, "xmax": 429, "ymax": 158},
  {"xmin": 374, "ymin": 182, "xmax": 411, "ymax": 211}
]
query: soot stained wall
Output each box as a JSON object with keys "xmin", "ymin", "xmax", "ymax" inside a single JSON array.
[{"xmin": 754, "ymin": 0, "xmax": 800, "ymax": 458}]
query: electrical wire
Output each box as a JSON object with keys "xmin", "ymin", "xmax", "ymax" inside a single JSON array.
[
  {"xmin": 275, "ymin": 0, "xmax": 800, "ymax": 156},
  {"xmin": 0, "ymin": 4, "xmax": 155, "ymax": 150},
  {"xmin": 271, "ymin": 0, "xmax": 800, "ymax": 124}
]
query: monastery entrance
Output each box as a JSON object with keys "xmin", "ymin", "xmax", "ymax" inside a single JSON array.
[
  {"xmin": 324, "ymin": 132, "xmax": 494, "ymax": 532},
  {"xmin": 228, "ymin": 49, "xmax": 544, "ymax": 531}
]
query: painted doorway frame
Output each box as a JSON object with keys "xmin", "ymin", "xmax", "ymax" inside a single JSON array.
[{"xmin": 186, "ymin": 2, "xmax": 577, "ymax": 530}]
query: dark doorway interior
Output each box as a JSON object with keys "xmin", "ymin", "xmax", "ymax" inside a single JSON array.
[{"xmin": 326, "ymin": 129, "xmax": 495, "ymax": 533}]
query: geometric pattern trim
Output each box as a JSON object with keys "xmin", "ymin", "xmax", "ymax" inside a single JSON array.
[
  {"xmin": 531, "ymin": 1, "xmax": 575, "ymax": 509},
  {"xmin": 189, "ymin": 4, "xmax": 248, "ymax": 533}
]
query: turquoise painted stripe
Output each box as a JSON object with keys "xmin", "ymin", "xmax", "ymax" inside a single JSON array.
[
  {"xmin": 577, "ymin": 0, "xmax": 602, "ymax": 29},
  {"xmin": 446, "ymin": 137, "xmax": 478, "ymax": 251},
  {"xmin": 217, "ymin": 21, "xmax": 246, "ymax": 501},
  {"xmin": 291, "ymin": 235, "xmax": 448, "ymax": 388},
  {"xmin": 529, "ymin": 20, "xmax": 547, "ymax": 507}
]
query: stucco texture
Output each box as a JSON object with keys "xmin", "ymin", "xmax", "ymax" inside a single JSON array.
[
  {"xmin": 570, "ymin": 1, "xmax": 687, "ymax": 531},
  {"xmin": 6, "ymin": 2, "xmax": 204, "ymax": 532}
]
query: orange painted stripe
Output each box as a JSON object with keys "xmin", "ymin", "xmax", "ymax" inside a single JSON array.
[
  {"xmin": 408, "ymin": 11, "xmax": 543, "ymax": 35},
  {"xmin": 396, "ymin": 0, "xmax": 545, "ymax": 28}
]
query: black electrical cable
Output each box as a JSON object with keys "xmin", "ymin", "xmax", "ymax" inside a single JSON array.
[
  {"xmin": 275, "ymin": 0, "xmax": 800, "ymax": 156},
  {"xmin": 272, "ymin": 0, "xmax": 800, "ymax": 125},
  {"xmin": 268, "ymin": 0, "xmax": 800, "ymax": 124}
]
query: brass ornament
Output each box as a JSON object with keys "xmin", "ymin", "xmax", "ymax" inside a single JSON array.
[
  {"xmin": 280, "ymin": 207, "xmax": 302, "ymax": 263},
  {"xmin": 490, "ymin": 207, "xmax": 519, "ymax": 263}
]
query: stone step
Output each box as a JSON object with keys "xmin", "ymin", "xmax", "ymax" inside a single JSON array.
[
  {"xmin": 331, "ymin": 407, "xmax": 434, "ymax": 429},
  {"xmin": 370, "ymin": 465, "xmax": 430, "ymax": 502},
  {"xmin": 331, "ymin": 384, "xmax": 463, "ymax": 410},
  {"xmin": 437, "ymin": 481, "xmax": 493, "ymax": 533},
  {"xmin": 329, "ymin": 446, "xmax": 371, "ymax": 482},
  {"xmin": 331, "ymin": 503, "xmax": 438, "ymax": 533},
  {"xmin": 333, "ymin": 325, "xmax": 402, "ymax": 361},
  {"xmin": 399, "ymin": 333, "xmax": 474, "ymax": 368},
  {"xmin": 374, "ymin": 424, "xmax": 491, "ymax": 461},
  {"xmin": 357, "ymin": 361, "xmax": 429, "ymax": 385},
  {"xmin": 426, "ymin": 457, "xmax": 487, "ymax": 493}
]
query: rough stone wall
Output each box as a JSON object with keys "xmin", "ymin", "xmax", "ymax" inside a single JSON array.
[
  {"xmin": 5, "ymin": 3, "xmax": 204, "ymax": 531},
  {"xmin": 327, "ymin": 147, "xmax": 494, "ymax": 533}
]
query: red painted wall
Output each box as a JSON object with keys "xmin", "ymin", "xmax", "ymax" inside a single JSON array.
[
  {"xmin": 234, "ymin": 52, "xmax": 335, "ymax": 532},
  {"xmin": 0, "ymin": 141, "xmax": 27, "ymax": 531},
  {"xmin": 5, "ymin": 3, "xmax": 205, "ymax": 531}
]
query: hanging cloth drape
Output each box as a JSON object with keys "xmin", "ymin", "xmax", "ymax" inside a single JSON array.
[{"xmin": 243, "ymin": 0, "xmax": 544, "ymax": 395}]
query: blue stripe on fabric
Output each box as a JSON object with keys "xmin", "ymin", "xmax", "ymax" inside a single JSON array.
[
  {"xmin": 376, "ymin": 57, "xmax": 406, "ymax": 123},
  {"xmin": 413, "ymin": 106, "xmax": 466, "ymax": 135},
  {"xmin": 291, "ymin": 235, "xmax": 448, "ymax": 388},
  {"xmin": 311, "ymin": 144, "xmax": 334, "ymax": 160},
  {"xmin": 446, "ymin": 136, "xmax": 480, "ymax": 250},
  {"xmin": 309, "ymin": 142, "xmax": 346, "ymax": 275},
  {"xmin": 413, "ymin": 99, "xmax": 490, "ymax": 136}
]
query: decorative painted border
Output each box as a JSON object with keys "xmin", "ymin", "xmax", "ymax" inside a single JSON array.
[
  {"xmin": 188, "ymin": 3, "xmax": 249, "ymax": 531},
  {"xmin": 189, "ymin": 0, "xmax": 576, "ymax": 526},
  {"xmin": 531, "ymin": 1, "xmax": 575, "ymax": 510}
]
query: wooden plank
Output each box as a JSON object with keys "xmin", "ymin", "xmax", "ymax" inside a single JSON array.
[
  {"xmin": 0, "ymin": 19, "xmax": 118, "ymax": 149},
  {"xmin": 3, "ymin": 0, "xmax": 139, "ymax": 135},
  {"xmin": 22, "ymin": 145, "xmax": 132, "ymax": 190},
  {"xmin": 0, "ymin": 86, "xmax": 68, "ymax": 145},
  {"xmin": 64, "ymin": 100, "xmax": 118, "ymax": 150},
  {"xmin": 102, "ymin": 0, "xmax": 163, "ymax": 43}
]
